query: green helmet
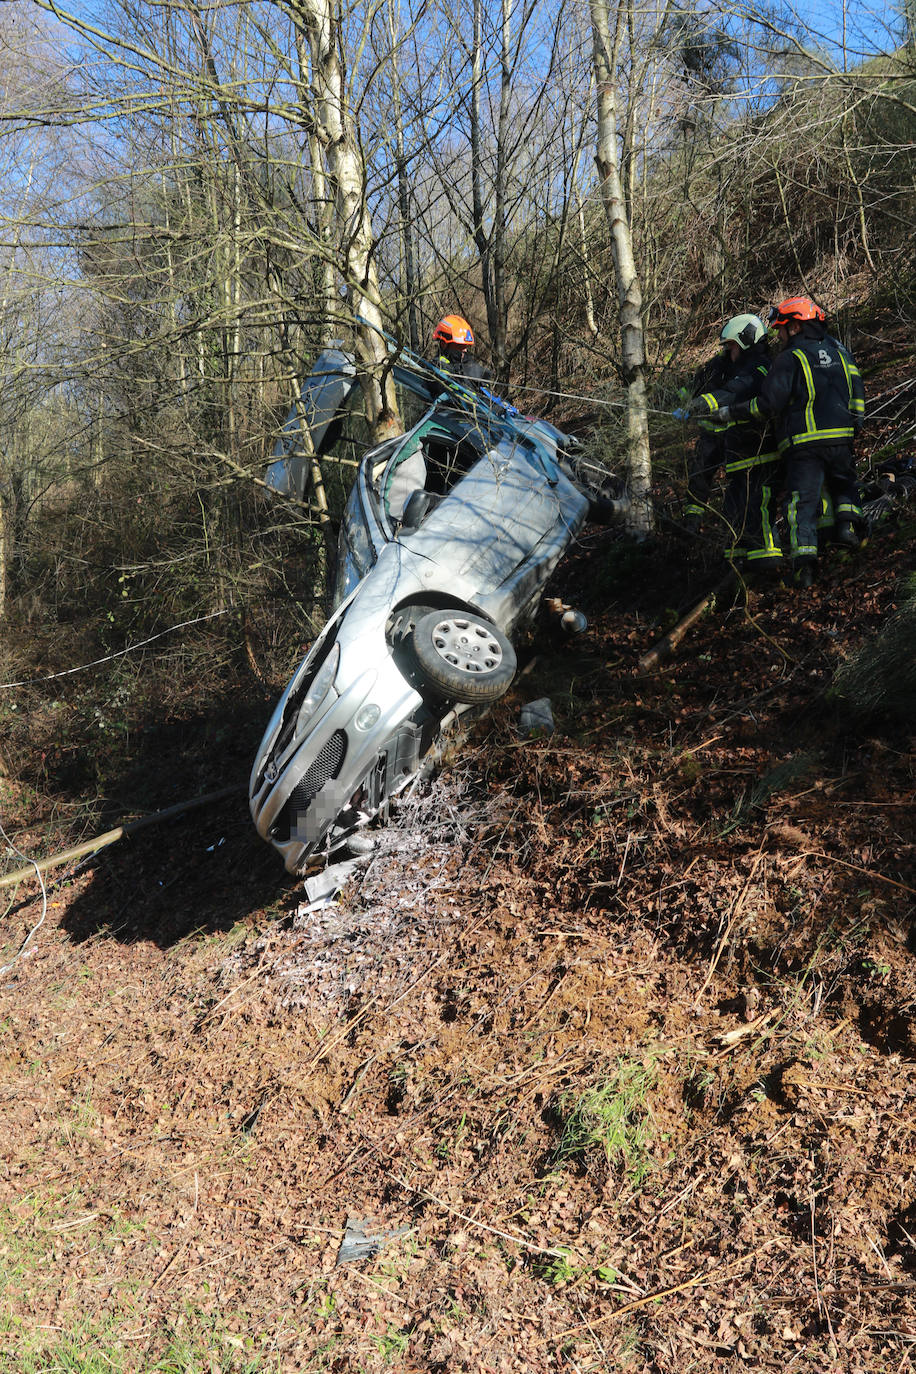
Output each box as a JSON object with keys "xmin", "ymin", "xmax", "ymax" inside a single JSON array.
[{"xmin": 720, "ymin": 314, "xmax": 766, "ymax": 350}]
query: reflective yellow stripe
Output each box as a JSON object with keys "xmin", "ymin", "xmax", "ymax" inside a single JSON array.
[
  {"xmin": 788, "ymin": 345, "xmax": 862, "ymax": 445},
  {"xmin": 839, "ymin": 352, "xmax": 865, "ymax": 413},
  {"xmin": 793, "ymin": 348, "xmax": 817, "ymax": 438},
  {"xmin": 839, "ymin": 351, "xmax": 853, "ymax": 401},
  {"xmin": 750, "ymin": 482, "xmax": 781, "ymax": 559},
  {"xmin": 786, "ymin": 490, "xmax": 810, "ymax": 557},
  {"xmin": 747, "ymin": 546, "xmax": 783, "ymax": 561},
  {"xmin": 791, "ymin": 427, "xmax": 855, "ymax": 446},
  {"xmin": 725, "ymin": 451, "xmax": 780, "ymax": 472}
]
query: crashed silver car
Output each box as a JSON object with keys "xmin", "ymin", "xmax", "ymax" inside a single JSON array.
[{"xmin": 250, "ymin": 347, "xmax": 604, "ymax": 873}]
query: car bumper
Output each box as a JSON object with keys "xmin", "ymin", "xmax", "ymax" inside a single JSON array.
[{"xmin": 250, "ymin": 651, "xmax": 424, "ymax": 873}]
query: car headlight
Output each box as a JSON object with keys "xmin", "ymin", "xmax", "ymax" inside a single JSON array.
[{"xmin": 296, "ymin": 643, "xmax": 340, "ymax": 733}]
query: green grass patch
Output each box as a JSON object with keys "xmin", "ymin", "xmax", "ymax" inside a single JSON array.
[
  {"xmin": 0, "ymin": 1306, "xmax": 286, "ymax": 1373},
  {"xmin": 552, "ymin": 1057, "xmax": 658, "ymax": 1185}
]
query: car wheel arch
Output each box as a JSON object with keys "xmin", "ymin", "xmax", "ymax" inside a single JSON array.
[{"xmin": 386, "ymin": 593, "xmax": 489, "ymax": 643}]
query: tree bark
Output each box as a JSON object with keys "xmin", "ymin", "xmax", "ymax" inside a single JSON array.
[
  {"xmin": 589, "ymin": 0, "xmax": 653, "ymax": 536},
  {"xmin": 291, "ymin": 0, "xmax": 401, "ymax": 441},
  {"xmin": 388, "ymin": 1, "xmax": 420, "ymax": 352}
]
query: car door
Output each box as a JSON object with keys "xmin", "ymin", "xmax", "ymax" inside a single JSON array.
[{"xmin": 265, "ymin": 349, "xmax": 358, "ymax": 501}]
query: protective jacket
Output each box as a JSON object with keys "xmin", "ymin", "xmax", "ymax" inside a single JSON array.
[
  {"xmin": 682, "ymin": 351, "xmax": 752, "ymax": 524},
  {"xmin": 732, "ymin": 330, "xmax": 864, "ymax": 453},
  {"xmin": 689, "ymin": 353, "xmax": 732, "ymax": 441},
  {"xmin": 437, "ymin": 350, "xmax": 492, "ymax": 384},
  {"xmin": 691, "ymin": 340, "xmax": 777, "ymax": 469}
]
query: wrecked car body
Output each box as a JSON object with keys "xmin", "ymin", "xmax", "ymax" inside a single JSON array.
[{"xmin": 250, "ymin": 348, "xmax": 599, "ymax": 874}]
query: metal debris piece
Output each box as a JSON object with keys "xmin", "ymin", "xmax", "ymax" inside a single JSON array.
[
  {"xmin": 337, "ymin": 1216, "xmax": 411, "ymax": 1265},
  {"xmin": 303, "ymin": 859, "xmax": 362, "ymax": 904},
  {"xmin": 544, "ymin": 596, "xmax": 588, "ymax": 635},
  {"xmin": 518, "ymin": 697, "xmax": 554, "ymax": 737}
]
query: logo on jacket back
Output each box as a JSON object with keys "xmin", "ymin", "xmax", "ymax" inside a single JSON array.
[{"xmin": 817, "ymin": 350, "xmax": 832, "ymax": 367}]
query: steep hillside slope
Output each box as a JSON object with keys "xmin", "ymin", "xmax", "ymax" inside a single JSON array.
[{"xmin": 1, "ymin": 356, "xmax": 914, "ymax": 1372}]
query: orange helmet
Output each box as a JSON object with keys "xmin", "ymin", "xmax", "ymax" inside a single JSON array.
[
  {"xmin": 433, "ymin": 314, "xmax": 474, "ymax": 347},
  {"xmin": 768, "ymin": 296, "xmax": 825, "ymax": 327}
]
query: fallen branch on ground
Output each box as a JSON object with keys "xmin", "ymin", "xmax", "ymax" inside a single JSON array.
[
  {"xmin": 0, "ymin": 784, "xmax": 244, "ymax": 891},
  {"xmin": 639, "ymin": 571, "xmax": 735, "ymax": 672}
]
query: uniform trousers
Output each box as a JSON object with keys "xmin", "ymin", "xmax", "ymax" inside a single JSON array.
[{"xmin": 784, "ymin": 444, "xmax": 859, "ymax": 564}]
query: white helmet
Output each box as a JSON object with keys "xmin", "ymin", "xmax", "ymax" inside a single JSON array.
[{"xmin": 720, "ymin": 314, "xmax": 766, "ymax": 350}]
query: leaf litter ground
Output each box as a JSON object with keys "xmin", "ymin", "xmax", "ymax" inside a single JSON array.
[{"xmin": 1, "ymin": 448, "xmax": 915, "ymax": 1371}]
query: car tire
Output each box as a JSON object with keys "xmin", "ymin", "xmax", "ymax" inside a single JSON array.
[{"xmin": 410, "ymin": 611, "xmax": 516, "ymax": 704}]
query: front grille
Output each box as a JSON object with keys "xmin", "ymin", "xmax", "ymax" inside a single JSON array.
[{"xmin": 289, "ymin": 730, "xmax": 346, "ymax": 815}]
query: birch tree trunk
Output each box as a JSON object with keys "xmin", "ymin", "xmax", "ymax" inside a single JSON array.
[
  {"xmin": 575, "ymin": 177, "xmax": 599, "ymax": 341},
  {"xmin": 291, "ymin": 0, "xmax": 401, "ymax": 441},
  {"xmin": 588, "ymin": 0, "xmax": 653, "ymax": 536},
  {"xmin": 469, "ymin": 0, "xmax": 512, "ymax": 380},
  {"xmin": 291, "ymin": 25, "xmax": 337, "ymax": 341}
]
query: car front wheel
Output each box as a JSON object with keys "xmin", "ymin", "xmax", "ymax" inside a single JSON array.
[{"xmin": 410, "ymin": 611, "xmax": 516, "ymax": 704}]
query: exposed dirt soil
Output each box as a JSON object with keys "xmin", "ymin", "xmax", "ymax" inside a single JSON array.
[{"xmin": 2, "ymin": 374, "xmax": 915, "ymax": 1370}]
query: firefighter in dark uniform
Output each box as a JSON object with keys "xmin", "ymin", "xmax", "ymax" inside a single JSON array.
[
  {"xmin": 675, "ymin": 349, "xmax": 732, "ymax": 535},
  {"xmin": 675, "ymin": 315, "xmax": 783, "ymax": 573},
  {"xmin": 432, "ymin": 315, "xmax": 493, "ymax": 385},
  {"xmin": 718, "ymin": 296, "xmax": 865, "ymax": 588}
]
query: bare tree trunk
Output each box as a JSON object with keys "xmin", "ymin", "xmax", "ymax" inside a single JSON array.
[
  {"xmin": 387, "ymin": 1, "xmax": 420, "ymax": 351},
  {"xmin": 0, "ymin": 498, "xmax": 7, "ymax": 620},
  {"xmin": 469, "ymin": 0, "xmax": 495, "ymax": 351},
  {"xmin": 293, "ymin": 26, "xmax": 337, "ymax": 341},
  {"xmin": 841, "ymin": 111, "xmax": 876, "ymax": 273},
  {"xmin": 0, "ymin": 153, "xmax": 36, "ymax": 617},
  {"xmin": 771, "ymin": 158, "xmax": 807, "ymax": 283},
  {"xmin": 395, "ymin": 120, "xmax": 420, "ymax": 353},
  {"xmin": 291, "ymin": 0, "xmax": 401, "ymax": 440},
  {"xmin": 225, "ymin": 161, "xmax": 241, "ymax": 458},
  {"xmin": 469, "ymin": 0, "xmax": 512, "ymax": 380},
  {"xmin": 492, "ymin": 0, "xmax": 512, "ymax": 378},
  {"xmin": 589, "ymin": 0, "xmax": 653, "ymax": 535},
  {"xmin": 574, "ymin": 147, "xmax": 599, "ymax": 341}
]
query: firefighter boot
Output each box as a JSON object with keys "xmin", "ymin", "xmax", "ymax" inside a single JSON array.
[{"xmin": 833, "ymin": 521, "xmax": 860, "ymax": 550}]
